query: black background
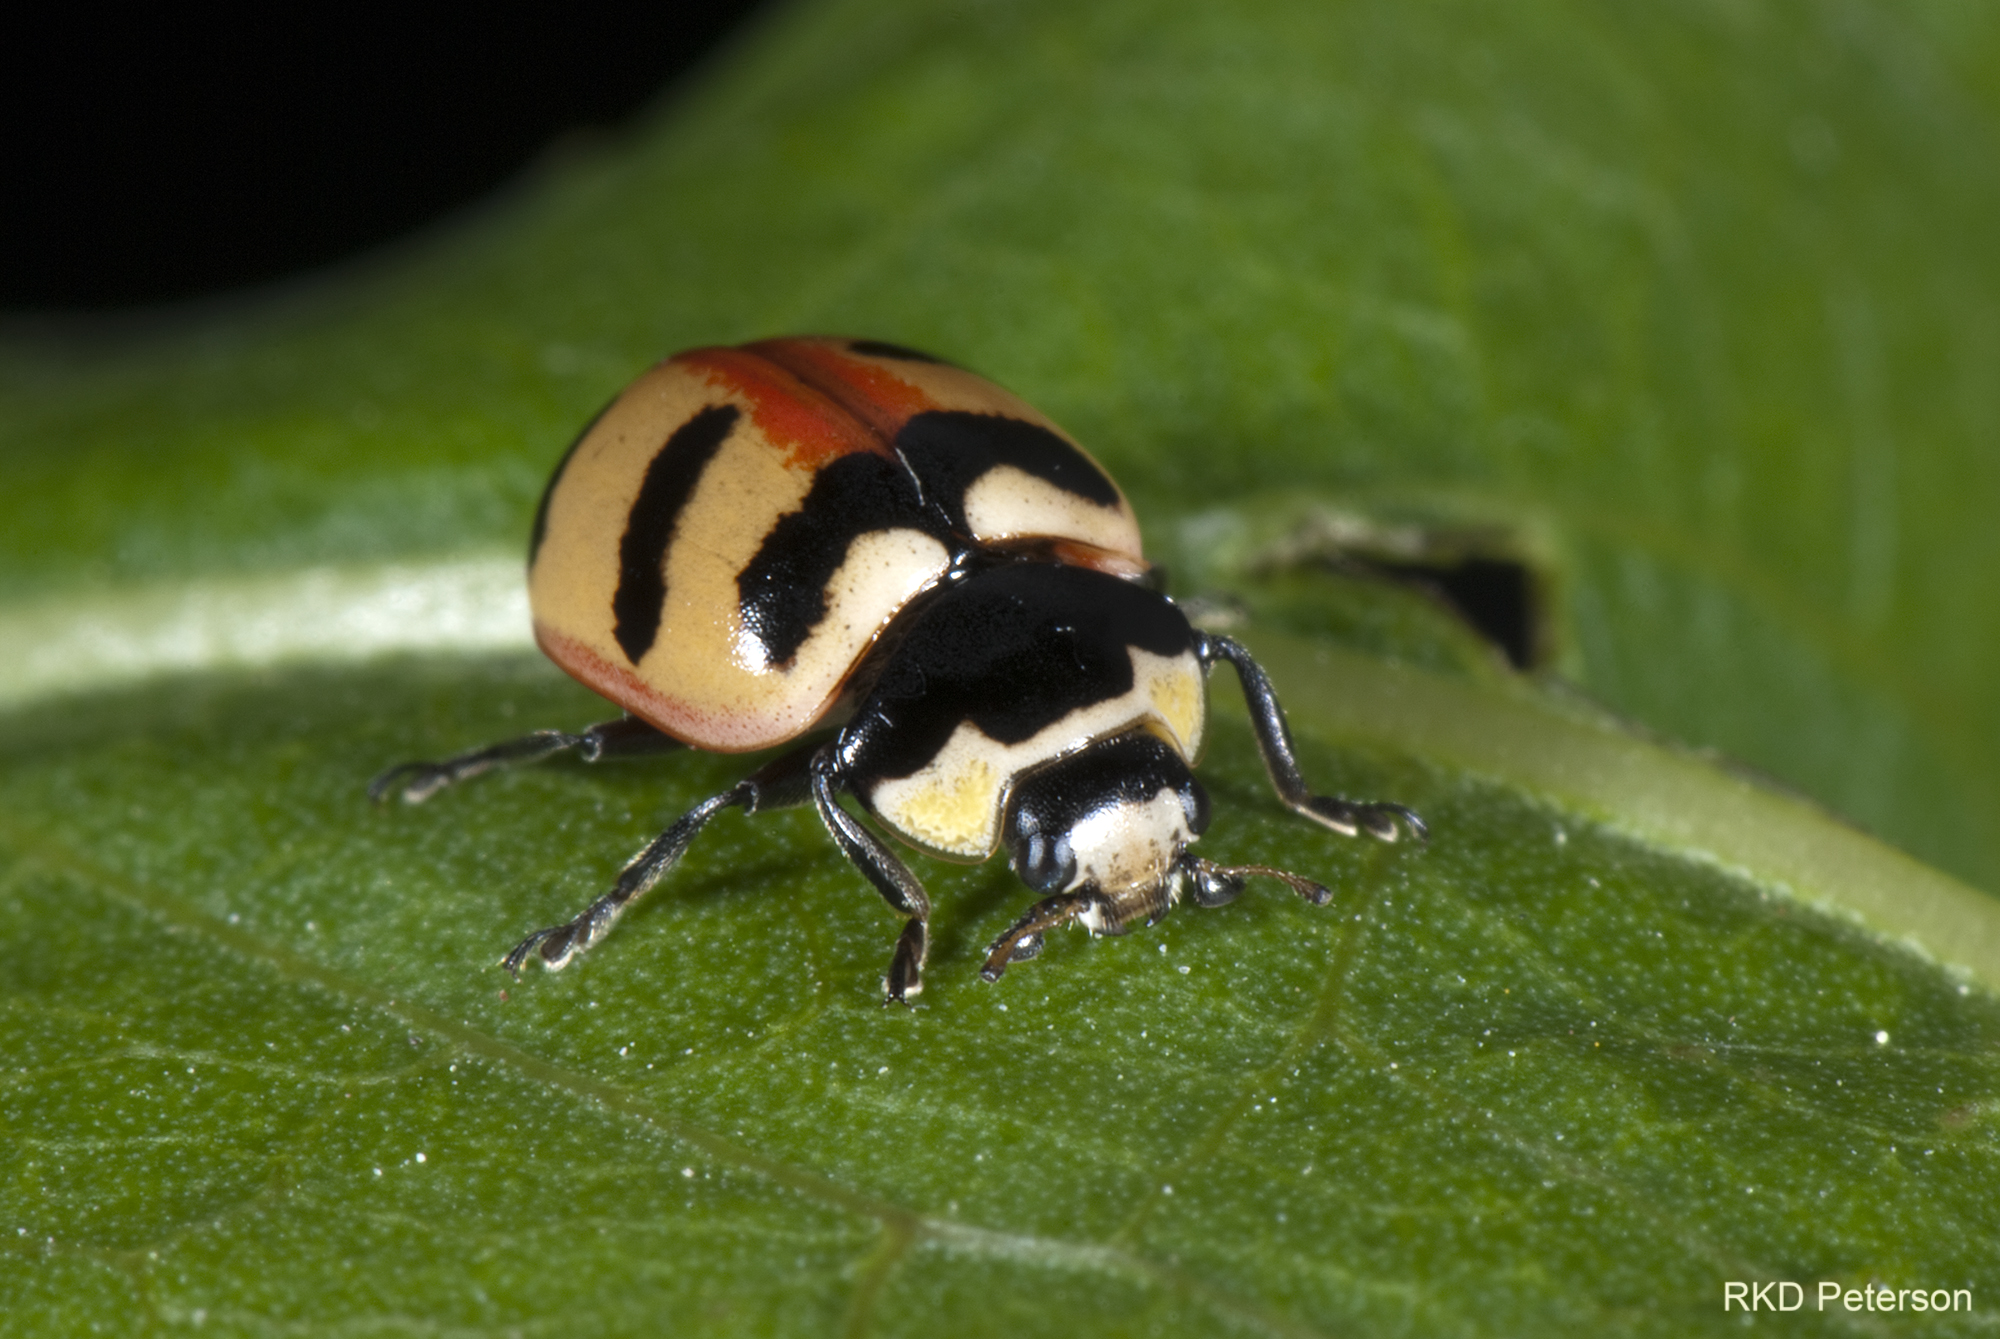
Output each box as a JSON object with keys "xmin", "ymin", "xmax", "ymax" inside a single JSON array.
[{"xmin": 3, "ymin": 4, "xmax": 771, "ymax": 312}]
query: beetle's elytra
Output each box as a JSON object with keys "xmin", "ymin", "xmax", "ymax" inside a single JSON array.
[{"xmin": 372, "ymin": 336, "xmax": 1423, "ymax": 1002}]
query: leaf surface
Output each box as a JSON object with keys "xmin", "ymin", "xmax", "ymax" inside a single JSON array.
[{"xmin": 4, "ymin": 643, "xmax": 1997, "ymax": 1335}]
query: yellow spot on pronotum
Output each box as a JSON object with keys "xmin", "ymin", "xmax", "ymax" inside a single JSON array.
[
  {"xmin": 1148, "ymin": 661, "xmax": 1201, "ymax": 752},
  {"xmin": 892, "ymin": 755, "xmax": 1000, "ymax": 855}
]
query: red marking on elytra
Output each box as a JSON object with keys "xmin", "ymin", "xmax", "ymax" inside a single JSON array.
[
  {"xmin": 984, "ymin": 535, "xmax": 1151, "ymax": 574},
  {"xmin": 534, "ymin": 622, "xmax": 819, "ymax": 754},
  {"xmin": 748, "ymin": 338, "xmax": 938, "ymax": 444},
  {"xmin": 676, "ymin": 346, "xmax": 884, "ymax": 470}
]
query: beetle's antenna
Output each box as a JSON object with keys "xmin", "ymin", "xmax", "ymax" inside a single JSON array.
[{"xmin": 1179, "ymin": 852, "xmax": 1332, "ymax": 908}]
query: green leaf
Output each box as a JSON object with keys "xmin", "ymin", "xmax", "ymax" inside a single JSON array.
[
  {"xmin": 5, "ymin": 645, "xmax": 1997, "ymax": 1334},
  {"xmin": 6, "ymin": 0, "xmax": 2000, "ymax": 1334}
]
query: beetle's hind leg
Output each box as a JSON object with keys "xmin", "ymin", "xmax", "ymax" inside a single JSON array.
[
  {"xmin": 809, "ymin": 749, "xmax": 935, "ymax": 1005},
  {"xmin": 502, "ymin": 742, "xmax": 818, "ymax": 975},
  {"xmin": 371, "ymin": 714, "xmax": 683, "ymax": 804},
  {"xmin": 1195, "ymin": 632, "xmax": 1427, "ymax": 843}
]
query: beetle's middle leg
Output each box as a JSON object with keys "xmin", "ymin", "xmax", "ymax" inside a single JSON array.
[
  {"xmin": 809, "ymin": 748, "xmax": 934, "ymax": 1005},
  {"xmin": 1195, "ymin": 632, "xmax": 1427, "ymax": 844},
  {"xmin": 501, "ymin": 741, "xmax": 818, "ymax": 975}
]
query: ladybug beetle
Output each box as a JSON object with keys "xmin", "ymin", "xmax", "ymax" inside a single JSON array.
[{"xmin": 372, "ymin": 337, "xmax": 1424, "ymax": 1002}]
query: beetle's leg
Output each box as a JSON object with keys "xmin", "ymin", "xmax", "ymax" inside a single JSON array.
[
  {"xmin": 370, "ymin": 715, "xmax": 682, "ymax": 804},
  {"xmin": 1195, "ymin": 632, "xmax": 1427, "ymax": 843},
  {"xmin": 501, "ymin": 740, "xmax": 816, "ymax": 976},
  {"xmin": 978, "ymin": 894, "xmax": 1089, "ymax": 983},
  {"xmin": 502, "ymin": 788, "xmax": 744, "ymax": 975},
  {"xmin": 809, "ymin": 748, "xmax": 934, "ymax": 1005}
]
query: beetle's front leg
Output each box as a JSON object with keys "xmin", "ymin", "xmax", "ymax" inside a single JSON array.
[
  {"xmin": 809, "ymin": 748, "xmax": 933, "ymax": 1005},
  {"xmin": 978, "ymin": 894, "xmax": 1089, "ymax": 983},
  {"xmin": 1195, "ymin": 632, "xmax": 1426, "ymax": 843}
]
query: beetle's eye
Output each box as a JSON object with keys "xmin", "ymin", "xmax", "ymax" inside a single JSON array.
[{"xmin": 1014, "ymin": 831, "xmax": 1078, "ymax": 894}]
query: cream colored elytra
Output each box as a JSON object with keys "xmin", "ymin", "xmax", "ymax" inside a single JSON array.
[{"xmin": 528, "ymin": 338, "xmax": 1144, "ymax": 752}]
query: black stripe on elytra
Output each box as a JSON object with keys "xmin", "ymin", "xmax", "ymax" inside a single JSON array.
[
  {"xmin": 895, "ymin": 411, "xmax": 1120, "ymax": 534},
  {"xmin": 848, "ymin": 339, "xmax": 947, "ymax": 364},
  {"xmin": 611, "ymin": 403, "xmax": 740, "ymax": 664},
  {"xmin": 836, "ymin": 563, "xmax": 1194, "ymax": 785},
  {"xmin": 528, "ymin": 395, "xmax": 616, "ymax": 568},
  {"xmin": 736, "ymin": 451, "xmax": 933, "ymax": 668}
]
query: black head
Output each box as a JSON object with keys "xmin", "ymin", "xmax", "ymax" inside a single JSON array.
[{"xmin": 1001, "ymin": 729, "xmax": 1210, "ymax": 914}]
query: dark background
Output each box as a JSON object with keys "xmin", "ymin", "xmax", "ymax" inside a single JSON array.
[{"xmin": 3, "ymin": 4, "xmax": 771, "ymax": 312}]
